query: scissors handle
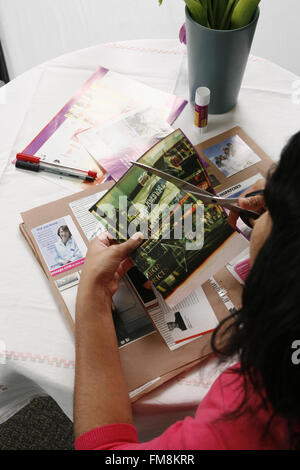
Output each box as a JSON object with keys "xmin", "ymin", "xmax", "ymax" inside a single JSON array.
[{"xmin": 239, "ymin": 190, "xmax": 265, "ymax": 228}]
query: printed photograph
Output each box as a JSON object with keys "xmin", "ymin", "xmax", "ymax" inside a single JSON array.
[
  {"xmin": 202, "ymin": 135, "xmax": 261, "ymax": 178},
  {"xmin": 89, "ymin": 129, "xmax": 234, "ymax": 301},
  {"xmin": 163, "ymin": 296, "xmax": 218, "ymax": 344},
  {"xmin": 166, "ymin": 312, "xmax": 188, "ymax": 332},
  {"xmin": 32, "ymin": 215, "xmax": 87, "ymax": 276}
]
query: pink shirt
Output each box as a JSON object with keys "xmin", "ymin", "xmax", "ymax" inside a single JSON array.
[{"xmin": 75, "ymin": 364, "xmax": 290, "ymax": 450}]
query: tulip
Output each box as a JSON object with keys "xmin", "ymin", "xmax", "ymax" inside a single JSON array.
[
  {"xmin": 231, "ymin": 0, "xmax": 261, "ymax": 29},
  {"xmin": 219, "ymin": 0, "xmax": 238, "ymax": 30},
  {"xmin": 179, "ymin": 23, "xmax": 187, "ymax": 44},
  {"xmin": 158, "ymin": 0, "xmax": 261, "ymax": 31},
  {"xmin": 214, "ymin": 0, "xmax": 229, "ymax": 29},
  {"xmin": 185, "ymin": 0, "xmax": 208, "ymax": 27}
]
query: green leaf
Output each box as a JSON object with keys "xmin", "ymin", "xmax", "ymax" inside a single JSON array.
[
  {"xmin": 185, "ymin": 0, "xmax": 208, "ymax": 27},
  {"xmin": 231, "ymin": 0, "xmax": 261, "ymax": 29},
  {"xmin": 212, "ymin": 0, "xmax": 218, "ymax": 23},
  {"xmin": 207, "ymin": 0, "xmax": 216, "ymax": 29},
  {"xmin": 160, "ymin": 0, "xmax": 260, "ymax": 31},
  {"xmin": 214, "ymin": 0, "xmax": 230, "ymax": 29},
  {"xmin": 220, "ymin": 0, "xmax": 238, "ymax": 29}
]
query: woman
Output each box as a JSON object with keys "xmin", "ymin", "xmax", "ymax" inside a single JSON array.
[
  {"xmin": 74, "ymin": 132, "xmax": 300, "ymax": 450},
  {"xmin": 54, "ymin": 225, "xmax": 83, "ymax": 267}
]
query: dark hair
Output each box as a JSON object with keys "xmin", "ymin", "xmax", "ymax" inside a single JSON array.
[
  {"xmin": 211, "ymin": 132, "xmax": 300, "ymax": 449},
  {"xmin": 57, "ymin": 225, "xmax": 72, "ymax": 239}
]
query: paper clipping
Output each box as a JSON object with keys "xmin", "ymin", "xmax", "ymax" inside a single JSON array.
[
  {"xmin": 31, "ymin": 215, "xmax": 87, "ymax": 277},
  {"xmin": 202, "ymin": 135, "xmax": 261, "ymax": 178}
]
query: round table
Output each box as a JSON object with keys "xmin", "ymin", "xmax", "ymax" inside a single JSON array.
[{"xmin": 0, "ymin": 39, "xmax": 299, "ymax": 443}]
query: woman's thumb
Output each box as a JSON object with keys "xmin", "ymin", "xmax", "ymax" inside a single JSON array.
[
  {"xmin": 238, "ymin": 195, "xmax": 264, "ymax": 210},
  {"xmin": 117, "ymin": 232, "xmax": 144, "ymax": 258}
]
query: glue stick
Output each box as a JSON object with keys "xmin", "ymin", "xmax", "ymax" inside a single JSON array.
[{"xmin": 194, "ymin": 87, "xmax": 210, "ymax": 133}]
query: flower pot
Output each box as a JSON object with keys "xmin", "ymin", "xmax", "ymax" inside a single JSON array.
[{"xmin": 185, "ymin": 6, "xmax": 260, "ymax": 114}]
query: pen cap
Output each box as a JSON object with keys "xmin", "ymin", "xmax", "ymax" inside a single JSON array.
[
  {"xmin": 16, "ymin": 160, "xmax": 39, "ymax": 172},
  {"xmin": 195, "ymin": 87, "xmax": 211, "ymax": 107},
  {"xmin": 16, "ymin": 153, "xmax": 40, "ymax": 164}
]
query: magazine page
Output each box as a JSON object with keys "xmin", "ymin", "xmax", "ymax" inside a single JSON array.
[
  {"xmin": 78, "ymin": 106, "xmax": 174, "ymax": 181},
  {"xmin": 14, "ymin": 66, "xmax": 186, "ymax": 191},
  {"xmin": 127, "ymin": 246, "xmax": 249, "ymax": 351},
  {"xmin": 89, "ymin": 128, "xmax": 248, "ymax": 307}
]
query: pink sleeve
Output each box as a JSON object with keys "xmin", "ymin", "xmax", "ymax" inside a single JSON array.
[
  {"xmin": 75, "ymin": 367, "xmax": 237, "ymax": 450},
  {"xmin": 75, "ymin": 423, "xmax": 139, "ymax": 450},
  {"xmin": 75, "ymin": 365, "xmax": 284, "ymax": 450},
  {"xmin": 75, "ymin": 406, "xmax": 225, "ymax": 450}
]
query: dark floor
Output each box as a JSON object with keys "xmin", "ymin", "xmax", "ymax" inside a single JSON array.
[{"xmin": 0, "ymin": 397, "xmax": 74, "ymax": 450}]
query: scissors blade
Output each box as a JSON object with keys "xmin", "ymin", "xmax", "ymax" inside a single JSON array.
[
  {"xmin": 131, "ymin": 161, "xmax": 235, "ymax": 202},
  {"xmin": 131, "ymin": 161, "xmax": 214, "ymax": 198},
  {"xmin": 130, "ymin": 161, "xmax": 260, "ymax": 219}
]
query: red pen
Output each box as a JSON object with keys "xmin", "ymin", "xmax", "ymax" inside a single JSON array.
[
  {"xmin": 16, "ymin": 153, "xmax": 97, "ymax": 182},
  {"xmin": 16, "ymin": 153, "xmax": 98, "ymax": 180}
]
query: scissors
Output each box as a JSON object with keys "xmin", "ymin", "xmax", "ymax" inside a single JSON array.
[{"xmin": 130, "ymin": 161, "xmax": 263, "ymax": 228}]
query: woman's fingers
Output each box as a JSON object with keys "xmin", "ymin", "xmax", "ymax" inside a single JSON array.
[
  {"xmin": 97, "ymin": 231, "xmax": 115, "ymax": 247},
  {"xmin": 238, "ymin": 194, "xmax": 265, "ymax": 211},
  {"xmin": 228, "ymin": 210, "xmax": 240, "ymax": 229},
  {"xmin": 227, "ymin": 195, "xmax": 265, "ymax": 229},
  {"xmin": 94, "ymin": 231, "xmax": 143, "ymax": 260},
  {"xmin": 117, "ymin": 258, "xmax": 135, "ymax": 278},
  {"xmin": 228, "ymin": 195, "xmax": 265, "ymax": 229},
  {"xmin": 227, "ymin": 179, "xmax": 266, "ymax": 229},
  {"xmin": 114, "ymin": 232, "xmax": 144, "ymax": 260}
]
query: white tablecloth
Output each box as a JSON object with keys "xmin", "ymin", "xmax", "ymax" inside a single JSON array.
[{"xmin": 0, "ymin": 39, "xmax": 300, "ymax": 443}]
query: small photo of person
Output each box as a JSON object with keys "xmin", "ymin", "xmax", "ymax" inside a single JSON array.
[
  {"xmin": 54, "ymin": 225, "xmax": 83, "ymax": 267},
  {"xmin": 167, "ymin": 312, "xmax": 188, "ymax": 332},
  {"xmin": 32, "ymin": 215, "xmax": 87, "ymax": 275}
]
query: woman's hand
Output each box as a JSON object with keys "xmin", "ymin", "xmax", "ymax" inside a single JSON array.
[
  {"xmin": 74, "ymin": 231, "xmax": 144, "ymax": 436},
  {"xmin": 77, "ymin": 231, "xmax": 144, "ymax": 304},
  {"xmin": 228, "ymin": 179, "xmax": 266, "ymax": 228}
]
